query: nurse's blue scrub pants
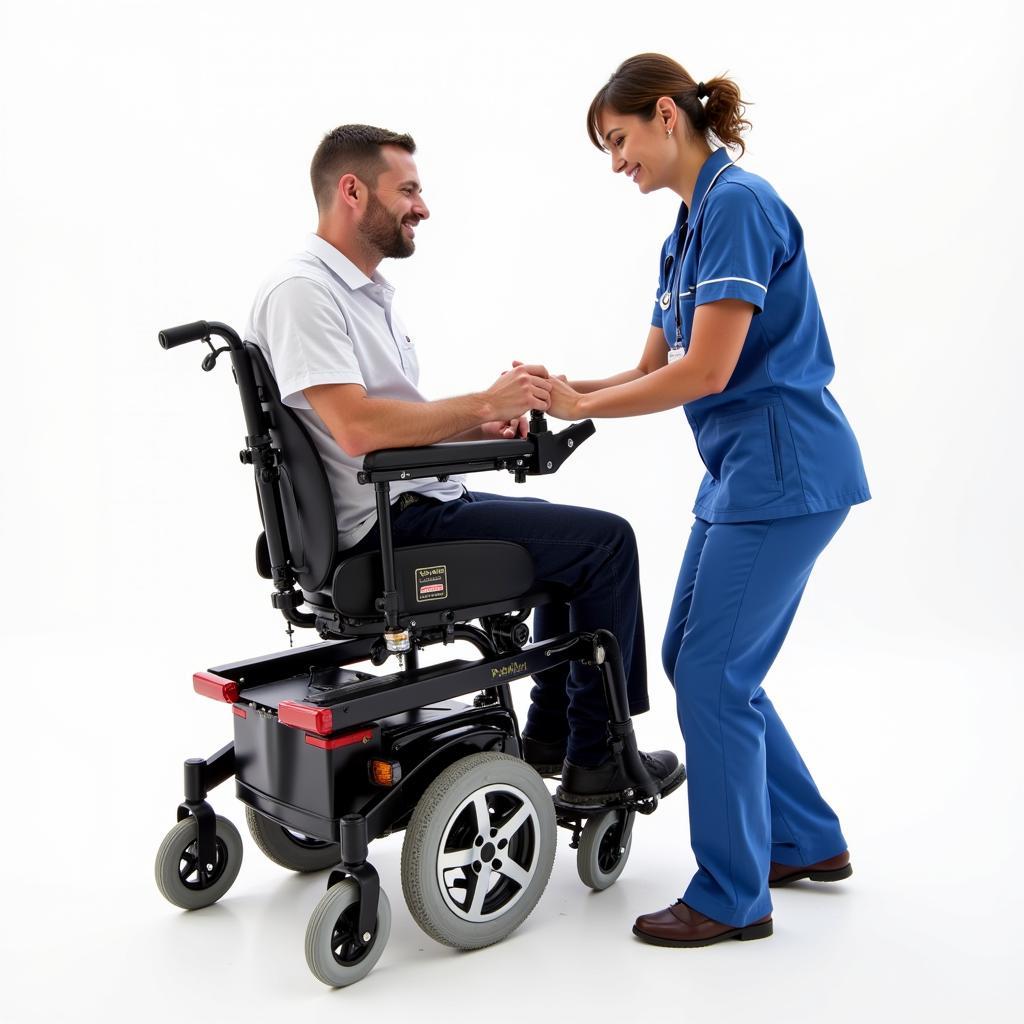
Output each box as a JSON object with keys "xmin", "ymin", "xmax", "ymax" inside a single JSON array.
[{"xmin": 662, "ymin": 508, "xmax": 850, "ymax": 927}]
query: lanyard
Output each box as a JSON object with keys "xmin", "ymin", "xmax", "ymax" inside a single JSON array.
[{"xmin": 672, "ymin": 159, "xmax": 733, "ymax": 348}]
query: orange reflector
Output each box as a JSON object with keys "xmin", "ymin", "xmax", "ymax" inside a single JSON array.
[
  {"xmin": 305, "ymin": 728, "xmax": 374, "ymax": 750},
  {"xmin": 193, "ymin": 671, "xmax": 239, "ymax": 703},
  {"xmin": 278, "ymin": 700, "xmax": 333, "ymax": 735},
  {"xmin": 232, "ymin": 706, "xmax": 247, "ymax": 719},
  {"xmin": 369, "ymin": 760, "xmax": 402, "ymax": 786}
]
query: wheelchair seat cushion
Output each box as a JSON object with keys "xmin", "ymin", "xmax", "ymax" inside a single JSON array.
[{"xmin": 331, "ymin": 540, "xmax": 535, "ymax": 618}]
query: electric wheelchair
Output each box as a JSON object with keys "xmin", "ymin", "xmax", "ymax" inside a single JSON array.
[{"xmin": 154, "ymin": 319, "xmax": 685, "ymax": 986}]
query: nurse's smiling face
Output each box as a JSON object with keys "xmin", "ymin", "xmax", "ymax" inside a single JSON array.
[{"xmin": 598, "ymin": 101, "xmax": 676, "ymax": 194}]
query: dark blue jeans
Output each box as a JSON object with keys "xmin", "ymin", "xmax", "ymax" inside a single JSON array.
[{"xmin": 345, "ymin": 490, "xmax": 649, "ymax": 765}]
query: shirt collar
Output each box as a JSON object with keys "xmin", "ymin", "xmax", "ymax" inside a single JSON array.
[
  {"xmin": 679, "ymin": 147, "xmax": 734, "ymax": 228},
  {"xmin": 304, "ymin": 233, "xmax": 394, "ymax": 295}
]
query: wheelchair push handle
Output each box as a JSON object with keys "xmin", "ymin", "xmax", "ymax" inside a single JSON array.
[
  {"xmin": 158, "ymin": 320, "xmax": 244, "ymax": 351},
  {"xmin": 159, "ymin": 320, "xmax": 211, "ymax": 349}
]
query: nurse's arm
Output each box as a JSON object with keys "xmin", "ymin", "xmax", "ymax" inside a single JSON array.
[
  {"xmin": 567, "ymin": 300, "xmax": 754, "ymax": 418},
  {"xmin": 565, "ymin": 325, "xmax": 669, "ymax": 394}
]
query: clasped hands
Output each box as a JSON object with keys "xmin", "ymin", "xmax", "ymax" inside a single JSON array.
[{"xmin": 479, "ymin": 360, "xmax": 582, "ymax": 440}]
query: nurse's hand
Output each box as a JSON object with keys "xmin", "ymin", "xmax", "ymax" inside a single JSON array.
[{"xmin": 546, "ymin": 376, "xmax": 584, "ymax": 420}]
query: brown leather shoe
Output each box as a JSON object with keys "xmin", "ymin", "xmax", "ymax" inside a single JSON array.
[
  {"xmin": 632, "ymin": 901, "xmax": 773, "ymax": 948},
  {"xmin": 769, "ymin": 850, "xmax": 852, "ymax": 888}
]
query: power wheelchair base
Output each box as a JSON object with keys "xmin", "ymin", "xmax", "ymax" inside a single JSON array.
[{"xmin": 156, "ymin": 627, "xmax": 685, "ymax": 986}]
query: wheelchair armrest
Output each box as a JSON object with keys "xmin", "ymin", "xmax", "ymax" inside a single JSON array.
[
  {"xmin": 358, "ymin": 438, "xmax": 533, "ymax": 483},
  {"xmin": 357, "ymin": 419, "xmax": 596, "ymax": 485}
]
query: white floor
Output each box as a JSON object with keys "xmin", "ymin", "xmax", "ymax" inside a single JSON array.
[{"xmin": 4, "ymin": 638, "xmax": 1021, "ymax": 1022}]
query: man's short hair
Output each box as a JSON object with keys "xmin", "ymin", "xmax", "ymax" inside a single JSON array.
[{"xmin": 310, "ymin": 124, "xmax": 416, "ymax": 212}]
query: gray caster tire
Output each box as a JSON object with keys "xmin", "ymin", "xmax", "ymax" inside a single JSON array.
[
  {"xmin": 245, "ymin": 807, "xmax": 339, "ymax": 873},
  {"xmin": 305, "ymin": 879, "xmax": 391, "ymax": 987},
  {"xmin": 576, "ymin": 809, "xmax": 634, "ymax": 891},
  {"xmin": 155, "ymin": 814, "xmax": 243, "ymax": 910},
  {"xmin": 401, "ymin": 751, "xmax": 556, "ymax": 949}
]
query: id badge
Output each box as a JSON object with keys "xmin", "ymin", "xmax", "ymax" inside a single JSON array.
[{"xmin": 668, "ymin": 345, "xmax": 686, "ymax": 364}]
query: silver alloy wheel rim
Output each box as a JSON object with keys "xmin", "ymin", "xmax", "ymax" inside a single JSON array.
[{"xmin": 435, "ymin": 783, "xmax": 540, "ymax": 922}]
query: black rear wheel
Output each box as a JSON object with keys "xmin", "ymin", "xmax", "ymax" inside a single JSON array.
[{"xmin": 244, "ymin": 807, "xmax": 339, "ymax": 872}]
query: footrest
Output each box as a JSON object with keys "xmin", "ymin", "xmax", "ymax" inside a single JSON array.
[{"xmin": 552, "ymin": 763, "xmax": 686, "ymax": 816}]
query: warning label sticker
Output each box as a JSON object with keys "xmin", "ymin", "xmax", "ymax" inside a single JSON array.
[{"xmin": 415, "ymin": 564, "xmax": 448, "ymax": 602}]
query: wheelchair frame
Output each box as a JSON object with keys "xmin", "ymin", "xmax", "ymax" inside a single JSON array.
[{"xmin": 156, "ymin": 319, "xmax": 682, "ymax": 985}]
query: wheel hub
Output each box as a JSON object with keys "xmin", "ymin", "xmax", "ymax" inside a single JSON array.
[{"xmin": 436, "ymin": 783, "xmax": 540, "ymax": 922}]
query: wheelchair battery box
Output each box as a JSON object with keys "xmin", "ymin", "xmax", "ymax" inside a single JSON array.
[{"xmin": 199, "ymin": 641, "xmax": 519, "ymax": 842}]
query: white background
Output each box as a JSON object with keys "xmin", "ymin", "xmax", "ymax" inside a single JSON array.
[{"xmin": 2, "ymin": 0, "xmax": 1021, "ymax": 1020}]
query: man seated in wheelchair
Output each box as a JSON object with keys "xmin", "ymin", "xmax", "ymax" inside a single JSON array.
[{"xmin": 245, "ymin": 124, "xmax": 677, "ymax": 801}]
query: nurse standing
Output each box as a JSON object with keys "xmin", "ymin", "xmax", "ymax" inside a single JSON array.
[{"xmin": 544, "ymin": 53, "xmax": 870, "ymax": 947}]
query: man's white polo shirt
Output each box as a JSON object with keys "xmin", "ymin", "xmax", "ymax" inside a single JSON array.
[{"xmin": 245, "ymin": 233, "xmax": 466, "ymax": 550}]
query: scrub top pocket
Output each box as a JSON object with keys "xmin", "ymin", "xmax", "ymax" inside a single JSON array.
[{"xmin": 696, "ymin": 406, "xmax": 784, "ymax": 511}]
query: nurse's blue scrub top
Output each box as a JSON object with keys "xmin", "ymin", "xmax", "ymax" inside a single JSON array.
[{"xmin": 654, "ymin": 147, "xmax": 870, "ymax": 523}]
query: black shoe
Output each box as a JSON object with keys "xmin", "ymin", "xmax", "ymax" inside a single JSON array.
[
  {"xmin": 521, "ymin": 734, "xmax": 567, "ymax": 777},
  {"xmin": 557, "ymin": 749, "xmax": 682, "ymax": 805}
]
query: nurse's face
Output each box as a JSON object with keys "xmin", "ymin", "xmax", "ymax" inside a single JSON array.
[{"xmin": 597, "ymin": 106, "xmax": 674, "ymax": 195}]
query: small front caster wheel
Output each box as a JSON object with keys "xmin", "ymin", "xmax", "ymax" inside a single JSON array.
[
  {"xmin": 305, "ymin": 879, "xmax": 391, "ymax": 987},
  {"xmin": 576, "ymin": 809, "xmax": 634, "ymax": 891},
  {"xmin": 155, "ymin": 814, "xmax": 243, "ymax": 910}
]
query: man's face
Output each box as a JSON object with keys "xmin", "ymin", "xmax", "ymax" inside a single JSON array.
[{"xmin": 359, "ymin": 146, "xmax": 430, "ymax": 260}]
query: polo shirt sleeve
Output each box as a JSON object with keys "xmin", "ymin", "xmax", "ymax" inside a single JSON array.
[
  {"xmin": 695, "ymin": 183, "xmax": 786, "ymax": 313},
  {"xmin": 263, "ymin": 276, "xmax": 365, "ymax": 409}
]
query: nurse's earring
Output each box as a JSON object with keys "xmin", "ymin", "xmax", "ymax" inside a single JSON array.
[{"xmin": 666, "ymin": 128, "xmax": 673, "ymax": 138}]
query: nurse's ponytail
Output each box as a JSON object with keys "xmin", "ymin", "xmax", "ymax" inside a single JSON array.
[{"xmin": 587, "ymin": 53, "xmax": 751, "ymax": 156}]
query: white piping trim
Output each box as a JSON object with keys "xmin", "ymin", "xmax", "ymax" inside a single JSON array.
[
  {"xmin": 696, "ymin": 276, "xmax": 768, "ymax": 293},
  {"xmin": 692, "ymin": 161, "xmax": 733, "ymax": 222},
  {"xmin": 678, "ymin": 289, "xmax": 693, "ymax": 299}
]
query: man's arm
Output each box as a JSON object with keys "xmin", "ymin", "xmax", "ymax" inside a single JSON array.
[
  {"xmin": 443, "ymin": 421, "xmax": 522, "ymax": 443},
  {"xmin": 443, "ymin": 424, "xmax": 489, "ymax": 443},
  {"xmin": 305, "ymin": 364, "xmax": 552, "ymax": 457}
]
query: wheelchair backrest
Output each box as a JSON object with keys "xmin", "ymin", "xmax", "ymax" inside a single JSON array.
[{"xmin": 245, "ymin": 342, "xmax": 337, "ymax": 593}]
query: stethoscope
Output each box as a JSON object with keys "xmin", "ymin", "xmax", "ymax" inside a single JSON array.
[{"xmin": 661, "ymin": 158, "xmax": 734, "ymax": 350}]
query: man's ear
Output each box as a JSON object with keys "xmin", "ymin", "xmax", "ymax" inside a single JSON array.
[{"xmin": 337, "ymin": 172, "xmax": 363, "ymax": 210}]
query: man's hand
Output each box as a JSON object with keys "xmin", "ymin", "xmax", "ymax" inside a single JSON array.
[
  {"xmin": 480, "ymin": 415, "xmax": 529, "ymax": 440},
  {"xmin": 508, "ymin": 359, "xmax": 577, "ymax": 420},
  {"xmin": 483, "ymin": 363, "xmax": 552, "ymax": 421},
  {"xmin": 512, "ymin": 359, "xmax": 567, "ymax": 385}
]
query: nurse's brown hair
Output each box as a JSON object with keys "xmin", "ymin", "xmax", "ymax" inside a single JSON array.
[{"xmin": 587, "ymin": 53, "xmax": 751, "ymax": 156}]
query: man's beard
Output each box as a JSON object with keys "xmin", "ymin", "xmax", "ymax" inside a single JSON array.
[{"xmin": 360, "ymin": 189, "xmax": 415, "ymax": 260}]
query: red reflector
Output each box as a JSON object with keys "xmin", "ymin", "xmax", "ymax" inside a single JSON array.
[
  {"xmin": 193, "ymin": 671, "xmax": 239, "ymax": 703},
  {"xmin": 232, "ymin": 706, "xmax": 247, "ymax": 719},
  {"xmin": 305, "ymin": 728, "xmax": 374, "ymax": 750},
  {"xmin": 278, "ymin": 700, "xmax": 333, "ymax": 735}
]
